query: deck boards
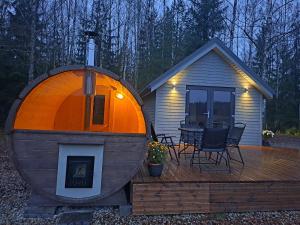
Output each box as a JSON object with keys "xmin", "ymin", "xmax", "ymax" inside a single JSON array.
[{"xmin": 131, "ymin": 146, "xmax": 300, "ymax": 215}]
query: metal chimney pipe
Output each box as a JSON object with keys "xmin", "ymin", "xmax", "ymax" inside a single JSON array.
[
  {"xmin": 86, "ymin": 38, "xmax": 95, "ymax": 66},
  {"xmin": 83, "ymin": 31, "xmax": 97, "ymax": 130},
  {"xmin": 85, "ymin": 31, "xmax": 97, "ymax": 66}
]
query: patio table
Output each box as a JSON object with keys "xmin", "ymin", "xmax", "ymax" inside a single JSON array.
[{"xmin": 178, "ymin": 127, "xmax": 203, "ymax": 158}]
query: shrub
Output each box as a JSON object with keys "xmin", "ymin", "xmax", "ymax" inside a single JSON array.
[
  {"xmin": 262, "ymin": 130, "xmax": 275, "ymax": 139},
  {"xmin": 285, "ymin": 127, "xmax": 300, "ymax": 136}
]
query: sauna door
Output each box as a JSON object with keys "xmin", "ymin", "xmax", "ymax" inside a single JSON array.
[{"xmin": 89, "ymin": 89, "xmax": 111, "ymax": 131}]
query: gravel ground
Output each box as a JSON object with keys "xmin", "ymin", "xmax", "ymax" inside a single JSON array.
[{"xmin": 1, "ymin": 134, "xmax": 300, "ymax": 225}]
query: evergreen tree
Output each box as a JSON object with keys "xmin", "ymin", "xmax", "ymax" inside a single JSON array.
[
  {"xmin": 183, "ymin": 0, "xmax": 226, "ymax": 55},
  {"xmin": 91, "ymin": 0, "xmax": 118, "ymax": 73},
  {"xmin": 136, "ymin": 0, "xmax": 158, "ymax": 88},
  {"xmin": 160, "ymin": 6, "xmax": 176, "ymax": 70},
  {"xmin": 172, "ymin": 0, "xmax": 186, "ymax": 63},
  {"xmin": 0, "ymin": 0, "xmax": 30, "ymax": 124}
]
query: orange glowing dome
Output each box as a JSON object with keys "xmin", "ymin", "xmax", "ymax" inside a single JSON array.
[{"xmin": 13, "ymin": 66, "xmax": 146, "ymax": 134}]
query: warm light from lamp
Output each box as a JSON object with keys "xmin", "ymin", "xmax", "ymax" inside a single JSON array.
[
  {"xmin": 171, "ymin": 81, "xmax": 176, "ymax": 90},
  {"xmin": 116, "ymin": 92, "xmax": 124, "ymax": 99}
]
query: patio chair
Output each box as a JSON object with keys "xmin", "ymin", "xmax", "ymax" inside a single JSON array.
[
  {"xmin": 212, "ymin": 121, "xmax": 230, "ymax": 129},
  {"xmin": 150, "ymin": 124, "xmax": 179, "ymax": 164},
  {"xmin": 226, "ymin": 122, "xmax": 246, "ymax": 165},
  {"xmin": 191, "ymin": 127, "xmax": 230, "ymax": 172}
]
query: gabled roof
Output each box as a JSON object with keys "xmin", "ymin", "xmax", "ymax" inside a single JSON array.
[{"xmin": 140, "ymin": 38, "xmax": 274, "ymax": 99}]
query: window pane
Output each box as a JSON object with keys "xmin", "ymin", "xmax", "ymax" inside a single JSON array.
[
  {"xmin": 65, "ymin": 156, "xmax": 95, "ymax": 188},
  {"xmin": 93, "ymin": 95, "xmax": 105, "ymax": 125},
  {"xmin": 213, "ymin": 91, "xmax": 232, "ymax": 127},
  {"xmin": 188, "ymin": 89, "xmax": 207, "ymax": 127}
]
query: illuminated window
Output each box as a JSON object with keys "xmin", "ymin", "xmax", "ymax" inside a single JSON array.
[{"xmin": 92, "ymin": 95, "xmax": 105, "ymax": 125}]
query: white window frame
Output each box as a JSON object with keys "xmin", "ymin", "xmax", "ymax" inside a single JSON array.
[{"xmin": 56, "ymin": 144, "xmax": 104, "ymax": 199}]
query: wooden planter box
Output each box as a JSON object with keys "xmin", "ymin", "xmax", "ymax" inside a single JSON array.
[{"xmin": 269, "ymin": 135, "xmax": 300, "ymax": 150}]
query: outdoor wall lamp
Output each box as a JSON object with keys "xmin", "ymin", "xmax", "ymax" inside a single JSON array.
[
  {"xmin": 116, "ymin": 92, "xmax": 124, "ymax": 99},
  {"xmin": 172, "ymin": 81, "xmax": 176, "ymax": 90}
]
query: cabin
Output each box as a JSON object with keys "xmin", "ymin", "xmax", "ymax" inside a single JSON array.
[{"xmin": 141, "ymin": 38, "xmax": 274, "ymax": 146}]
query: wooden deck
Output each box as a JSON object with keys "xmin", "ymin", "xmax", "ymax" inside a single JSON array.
[{"xmin": 131, "ymin": 146, "xmax": 300, "ymax": 215}]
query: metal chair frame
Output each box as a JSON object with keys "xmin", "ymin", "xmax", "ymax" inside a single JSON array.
[
  {"xmin": 178, "ymin": 120, "xmax": 203, "ymax": 159},
  {"xmin": 227, "ymin": 122, "xmax": 246, "ymax": 165},
  {"xmin": 190, "ymin": 127, "xmax": 231, "ymax": 173},
  {"xmin": 150, "ymin": 124, "xmax": 179, "ymax": 164}
]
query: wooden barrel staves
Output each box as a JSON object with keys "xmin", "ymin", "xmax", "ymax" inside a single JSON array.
[{"xmin": 5, "ymin": 65, "xmax": 149, "ymax": 205}]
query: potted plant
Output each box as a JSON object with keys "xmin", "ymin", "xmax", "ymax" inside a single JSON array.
[
  {"xmin": 147, "ymin": 141, "xmax": 168, "ymax": 177},
  {"xmin": 262, "ymin": 130, "xmax": 274, "ymax": 146}
]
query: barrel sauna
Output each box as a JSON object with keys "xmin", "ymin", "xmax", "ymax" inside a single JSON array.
[{"xmin": 5, "ymin": 65, "xmax": 149, "ymax": 207}]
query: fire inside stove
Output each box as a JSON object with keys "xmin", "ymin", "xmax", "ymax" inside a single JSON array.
[{"xmin": 65, "ymin": 156, "xmax": 95, "ymax": 188}]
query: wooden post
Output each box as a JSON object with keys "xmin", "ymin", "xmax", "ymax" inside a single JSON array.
[
  {"xmin": 84, "ymin": 70, "xmax": 95, "ymax": 130},
  {"xmin": 298, "ymin": 103, "xmax": 300, "ymax": 130}
]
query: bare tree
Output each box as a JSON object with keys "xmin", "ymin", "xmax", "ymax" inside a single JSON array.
[
  {"xmin": 28, "ymin": 0, "xmax": 40, "ymax": 83},
  {"xmin": 229, "ymin": 0, "xmax": 238, "ymax": 49}
]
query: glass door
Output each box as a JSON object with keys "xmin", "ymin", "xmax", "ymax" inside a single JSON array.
[
  {"xmin": 211, "ymin": 89, "xmax": 235, "ymax": 128},
  {"xmin": 186, "ymin": 88, "xmax": 209, "ymax": 127},
  {"xmin": 186, "ymin": 86, "xmax": 235, "ymax": 128}
]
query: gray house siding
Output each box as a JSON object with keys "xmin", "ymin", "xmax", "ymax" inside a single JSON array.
[
  {"xmin": 153, "ymin": 51, "xmax": 263, "ymax": 146},
  {"xmin": 143, "ymin": 92, "xmax": 156, "ymax": 126}
]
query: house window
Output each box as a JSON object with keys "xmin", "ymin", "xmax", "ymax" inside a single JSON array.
[{"xmin": 92, "ymin": 95, "xmax": 105, "ymax": 125}]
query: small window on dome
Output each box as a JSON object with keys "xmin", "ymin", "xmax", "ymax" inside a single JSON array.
[{"xmin": 92, "ymin": 95, "xmax": 105, "ymax": 125}]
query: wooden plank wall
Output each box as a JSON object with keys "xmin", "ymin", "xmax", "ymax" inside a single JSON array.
[
  {"xmin": 142, "ymin": 92, "xmax": 156, "ymax": 127},
  {"xmin": 12, "ymin": 130, "xmax": 147, "ymax": 204},
  {"xmin": 132, "ymin": 183, "xmax": 210, "ymax": 215},
  {"xmin": 132, "ymin": 181, "xmax": 300, "ymax": 215}
]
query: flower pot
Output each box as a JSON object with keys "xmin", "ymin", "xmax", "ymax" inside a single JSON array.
[
  {"xmin": 262, "ymin": 139, "xmax": 270, "ymax": 146},
  {"xmin": 148, "ymin": 163, "xmax": 164, "ymax": 177}
]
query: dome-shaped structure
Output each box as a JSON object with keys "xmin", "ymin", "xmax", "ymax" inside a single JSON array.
[
  {"xmin": 5, "ymin": 65, "xmax": 149, "ymax": 205},
  {"xmin": 14, "ymin": 67, "xmax": 145, "ymax": 133}
]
